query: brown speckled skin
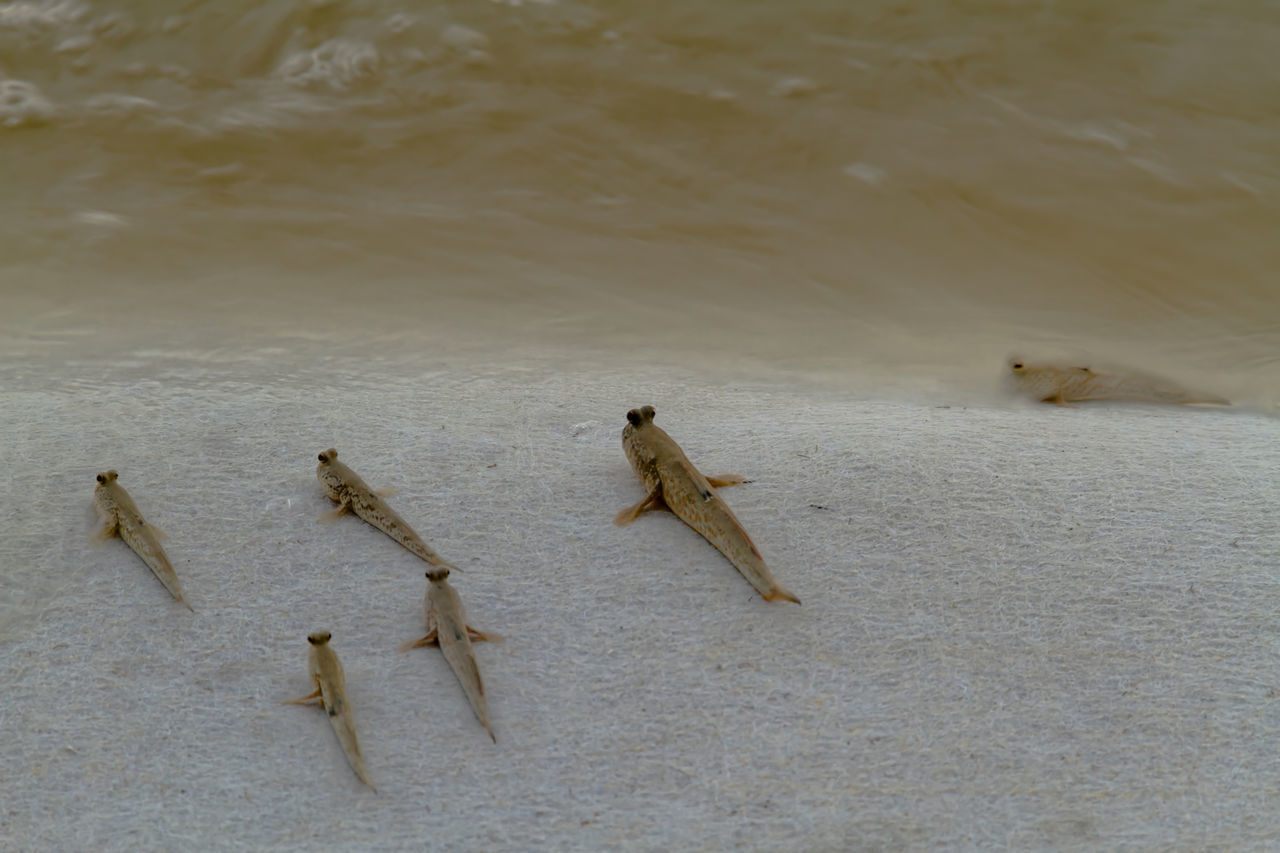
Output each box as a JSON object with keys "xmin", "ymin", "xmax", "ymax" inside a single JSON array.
[
  {"xmin": 1008, "ymin": 360, "xmax": 1230, "ymax": 406},
  {"xmin": 316, "ymin": 448, "xmax": 457, "ymax": 569},
  {"xmin": 93, "ymin": 470, "xmax": 192, "ymax": 610},
  {"xmin": 619, "ymin": 406, "xmax": 800, "ymax": 604},
  {"xmin": 290, "ymin": 631, "xmax": 375, "ymax": 790}
]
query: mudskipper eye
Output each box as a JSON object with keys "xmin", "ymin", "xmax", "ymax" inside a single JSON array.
[
  {"xmin": 318, "ymin": 453, "xmax": 327, "ymax": 462},
  {"xmin": 1012, "ymin": 363, "xmax": 1023, "ymax": 370},
  {"xmin": 96, "ymin": 474, "xmax": 105, "ymax": 484},
  {"xmin": 626, "ymin": 410, "xmax": 641, "ymax": 426}
]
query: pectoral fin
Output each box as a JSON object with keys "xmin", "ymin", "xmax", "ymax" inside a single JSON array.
[
  {"xmin": 467, "ymin": 626, "xmax": 504, "ymax": 644},
  {"xmin": 398, "ymin": 628, "xmax": 438, "ymax": 652},
  {"xmin": 318, "ymin": 502, "xmax": 351, "ymax": 523},
  {"xmin": 706, "ymin": 474, "xmax": 752, "ymax": 488},
  {"xmin": 374, "ymin": 486, "xmax": 398, "ymax": 498},
  {"xmin": 613, "ymin": 487, "xmax": 668, "ymax": 526},
  {"xmin": 283, "ymin": 688, "xmax": 322, "ymax": 706},
  {"xmin": 91, "ymin": 521, "xmax": 119, "ymax": 544}
]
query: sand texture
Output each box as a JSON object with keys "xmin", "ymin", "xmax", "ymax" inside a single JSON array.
[{"xmin": 2, "ymin": 353, "xmax": 1277, "ymax": 850}]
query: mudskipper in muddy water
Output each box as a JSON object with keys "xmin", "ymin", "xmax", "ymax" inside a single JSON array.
[
  {"xmin": 401, "ymin": 568, "xmax": 503, "ymax": 742},
  {"xmin": 1007, "ymin": 358, "xmax": 1230, "ymax": 406},
  {"xmin": 284, "ymin": 631, "xmax": 376, "ymax": 791},
  {"xmin": 615, "ymin": 405, "xmax": 800, "ymax": 604},
  {"xmin": 316, "ymin": 448, "xmax": 459, "ymax": 570},
  {"xmin": 92, "ymin": 470, "xmax": 193, "ymax": 610}
]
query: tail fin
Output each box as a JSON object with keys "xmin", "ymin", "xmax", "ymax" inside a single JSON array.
[{"xmin": 764, "ymin": 586, "xmax": 801, "ymax": 605}]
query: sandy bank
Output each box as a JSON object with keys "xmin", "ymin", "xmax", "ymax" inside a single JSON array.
[{"xmin": 2, "ymin": 353, "xmax": 1277, "ymax": 850}]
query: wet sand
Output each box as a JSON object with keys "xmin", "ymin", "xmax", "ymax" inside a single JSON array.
[{"xmin": 2, "ymin": 354, "xmax": 1276, "ymax": 849}]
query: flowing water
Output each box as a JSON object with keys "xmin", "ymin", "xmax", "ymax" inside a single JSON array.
[{"xmin": 1, "ymin": 0, "xmax": 1277, "ymax": 401}]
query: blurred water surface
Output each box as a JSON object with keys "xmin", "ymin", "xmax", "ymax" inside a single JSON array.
[{"xmin": 1, "ymin": 0, "xmax": 1277, "ymax": 397}]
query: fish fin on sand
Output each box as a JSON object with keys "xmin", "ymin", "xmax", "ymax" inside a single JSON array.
[
  {"xmin": 91, "ymin": 523, "xmax": 118, "ymax": 544},
  {"xmin": 706, "ymin": 474, "xmax": 752, "ymax": 488},
  {"xmin": 398, "ymin": 630, "xmax": 438, "ymax": 652},
  {"xmin": 283, "ymin": 688, "xmax": 322, "ymax": 705},
  {"xmin": 467, "ymin": 626, "xmax": 504, "ymax": 644},
  {"xmin": 144, "ymin": 523, "xmax": 168, "ymax": 540},
  {"xmin": 317, "ymin": 503, "xmax": 351, "ymax": 523},
  {"xmin": 1041, "ymin": 394, "xmax": 1075, "ymax": 407},
  {"xmin": 613, "ymin": 488, "xmax": 667, "ymax": 527},
  {"xmin": 374, "ymin": 486, "xmax": 398, "ymax": 498}
]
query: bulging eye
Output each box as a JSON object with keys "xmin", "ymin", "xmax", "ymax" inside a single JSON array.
[
  {"xmin": 96, "ymin": 474, "xmax": 105, "ymax": 484},
  {"xmin": 626, "ymin": 410, "xmax": 640, "ymax": 426},
  {"xmin": 318, "ymin": 453, "xmax": 327, "ymax": 462},
  {"xmin": 1012, "ymin": 363, "xmax": 1023, "ymax": 370}
]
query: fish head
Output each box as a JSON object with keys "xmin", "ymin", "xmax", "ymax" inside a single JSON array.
[
  {"xmin": 306, "ymin": 631, "xmax": 332, "ymax": 646},
  {"xmin": 94, "ymin": 470, "xmax": 118, "ymax": 486},
  {"xmin": 316, "ymin": 448, "xmax": 339, "ymax": 482},
  {"xmin": 1004, "ymin": 356, "xmax": 1038, "ymax": 389},
  {"xmin": 625, "ymin": 405, "xmax": 656, "ymax": 427},
  {"xmin": 622, "ymin": 405, "xmax": 656, "ymax": 441},
  {"xmin": 1003, "ymin": 356, "xmax": 1047, "ymax": 399},
  {"xmin": 426, "ymin": 568, "xmax": 451, "ymax": 584},
  {"xmin": 621, "ymin": 406, "xmax": 664, "ymax": 475},
  {"xmin": 1004, "ymin": 356, "xmax": 1070, "ymax": 400}
]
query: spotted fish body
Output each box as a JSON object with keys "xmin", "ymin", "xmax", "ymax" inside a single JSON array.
[
  {"xmin": 92, "ymin": 470, "xmax": 192, "ymax": 610},
  {"xmin": 618, "ymin": 406, "xmax": 800, "ymax": 604},
  {"xmin": 316, "ymin": 448, "xmax": 457, "ymax": 569},
  {"xmin": 1008, "ymin": 360, "xmax": 1229, "ymax": 406},
  {"xmin": 288, "ymin": 632, "xmax": 375, "ymax": 790}
]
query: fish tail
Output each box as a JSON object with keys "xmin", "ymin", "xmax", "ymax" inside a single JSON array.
[
  {"xmin": 144, "ymin": 555, "xmax": 191, "ymax": 609},
  {"xmin": 690, "ymin": 503, "xmax": 800, "ymax": 603},
  {"xmin": 401, "ymin": 531, "xmax": 457, "ymax": 570},
  {"xmin": 152, "ymin": 563, "xmax": 190, "ymax": 608},
  {"xmin": 353, "ymin": 760, "xmax": 376, "ymax": 791},
  {"xmin": 763, "ymin": 586, "xmax": 802, "ymax": 605}
]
